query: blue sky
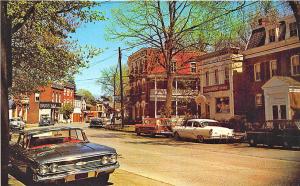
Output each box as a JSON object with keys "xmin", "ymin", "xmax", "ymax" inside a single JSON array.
[{"xmin": 71, "ymin": 2, "xmax": 132, "ymax": 98}]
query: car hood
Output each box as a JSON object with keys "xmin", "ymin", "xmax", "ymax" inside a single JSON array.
[
  {"xmin": 28, "ymin": 142, "xmax": 116, "ymax": 164},
  {"xmin": 203, "ymin": 126, "xmax": 233, "ymax": 133}
]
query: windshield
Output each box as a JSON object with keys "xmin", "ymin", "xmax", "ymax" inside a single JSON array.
[
  {"xmin": 28, "ymin": 129, "xmax": 86, "ymax": 149},
  {"xmin": 202, "ymin": 121, "xmax": 219, "ymax": 127}
]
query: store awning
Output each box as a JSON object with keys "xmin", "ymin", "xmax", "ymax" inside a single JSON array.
[{"xmin": 290, "ymin": 92, "xmax": 300, "ymax": 110}]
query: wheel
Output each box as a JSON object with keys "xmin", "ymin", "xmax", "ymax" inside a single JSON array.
[
  {"xmin": 150, "ymin": 133, "xmax": 156, "ymax": 138},
  {"xmin": 136, "ymin": 129, "xmax": 141, "ymax": 136},
  {"xmin": 174, "ymin": 132, "xmax": 181, "ymax": 141},
  {"xmin": 283, "ymin": 140, "xmax": 291, "ymax": 149},
  {"xmin": 98, "ymin": 173, "xmax": 110, "ymax": 185},
  {"xmin": 196, "ymin": 135, "xmax": 204, "ymax": 143},
  {"xmin": 249, "ymin": 138, "xmax": 257, "ymax": 147}
]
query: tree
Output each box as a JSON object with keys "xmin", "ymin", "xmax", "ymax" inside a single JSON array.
[
  {"xmin": 107, "ymin": 1, "xmax": 251, "ymax": 117},
  {"xmin": 7, "ymin": 1, "xmax": 104, "ymax": 95},
  {"xmin": 60, "ymin": 103, "xmax": 74, "ymax": 119},
  {"xmin": 97, "ymin": 64, "xmax": 129, "ymax": 97},
  {"xmin": 76, "ymin": 89, "xmax": 96, "ymax": 104}
]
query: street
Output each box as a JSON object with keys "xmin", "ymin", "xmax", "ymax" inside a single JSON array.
[{"xmin": 79, "ymin": 123, "xmax": 300, "ymax": 185}]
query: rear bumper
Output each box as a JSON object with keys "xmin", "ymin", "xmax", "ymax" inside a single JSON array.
[{"xmin": 33, "ymin": 163, "xmax": 119, "ymax": 183}]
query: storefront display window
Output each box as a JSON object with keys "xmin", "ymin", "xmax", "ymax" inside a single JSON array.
[{"xmin": 216, "ymin": 97, "xmax": 230, "ymax": 113}]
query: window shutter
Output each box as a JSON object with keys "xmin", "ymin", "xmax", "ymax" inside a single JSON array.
[
  {"xmin": 261, "ymin": 63, "xmax": 265, "ymax": 81},
  {"xmin": 265, "ymin": 62, "xmax": 270, "ymax": 80},
  {"xmin": 248, "ymin": 64, "xmax": 254, "ymax": 82},
  {"xmin": 276, "ymin": 60, "xmax": 280, "ymax": 76}
]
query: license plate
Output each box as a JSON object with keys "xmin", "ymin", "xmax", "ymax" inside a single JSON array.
[{"xmin": 65, "ymin": 171, "xmax": 96, "ymax": 182}]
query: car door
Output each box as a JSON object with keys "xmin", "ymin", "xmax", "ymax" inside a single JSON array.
[
  {"xmin": 181, "ymin": 121, "xmax": 194, "ymax": 139},
  {"xmin": 191, "ymin": 121, "xmax": 202, "ymax": 139}
]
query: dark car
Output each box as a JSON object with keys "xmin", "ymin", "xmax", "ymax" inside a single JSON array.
[
  {"xmin": 9, "ymin": 126, "xmax": 119, "ymax": 184},
  {"xmin": 39, "ymin": 116, "xmax": 54, "ymax": 127},
  {"xmin": 89, "ymin": 118, "xmax": 104, "ymax": 128}
]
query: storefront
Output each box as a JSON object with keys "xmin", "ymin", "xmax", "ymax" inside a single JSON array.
[
  {"xmin": 39, "ymin": 102, "xmax": 61, "ymax": 122},
  {"xmin": 262, "ymin": 76, "xmax": 300, "ymax": 120}
]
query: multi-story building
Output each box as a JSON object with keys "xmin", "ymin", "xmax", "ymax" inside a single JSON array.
[
  {"xmin": 27, "ymin": 83, "xmax": 64, "ymax": 123},
  {"xmin": 243, "ymin": 15, "xmax": 300, "ymax": 122},
  {"xmin": 127, "ymin": 48, "xmax": 202, "ymax": 122},
  {"xmin": 72, "ymin": 95, "xmax": 85, "ymax": 122},
  {"xmin": 195, "ymin": 47, "xmax": 246, "ymax": 121}
]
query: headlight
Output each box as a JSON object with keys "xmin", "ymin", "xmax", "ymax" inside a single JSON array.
[
  {"xmin": 109, "ymin": 154, "xmax": 117, "ymax": 164},
  {"xmin": 39, "ymin": 164, "xmax": 49, "ymax": 175},
  {"xmin": 49, "ymin": 163, "xmax": 58, "ymax": 173},
  {"xmin": 101, "ymin": 156, "xmax": 109, "ymax": 164}
]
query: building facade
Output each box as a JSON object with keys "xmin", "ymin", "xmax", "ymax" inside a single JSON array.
[
  {"xmin": 127, "ymin": 48, "xmax": 202, "ymax": 122},
  {"xmin": 243, "ymin": 15, "xmax": 300, "ymax": 122},
  {"xmin": 195, "ymin": 47, "xmax": 246, "ymax": 121}
]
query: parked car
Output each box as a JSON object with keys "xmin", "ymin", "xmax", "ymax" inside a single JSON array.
[
  {"xmin": 9, "ymin": 117, "xmax": 25, "ymax": 131},
  {"xmin": 173, "ymin": 119, "xmax": 234, "ymax": 143},
  {"xmin": 39, "ymin": 116, "xmax": 54, "ymax": 127},
  {"xmin": 246, "ymin": 120, "xmax": 300, "ymax": 149},
  {"xmin": 9, "ymin": 126, "xmax": 119, "ymax": 184},
  {"xmin": 135, "ymin": 118, "xmax": 173, "ymax": 137},
  {"xmin": 89, "ymin": 118, "xmax": 104, "ymax": 128}
]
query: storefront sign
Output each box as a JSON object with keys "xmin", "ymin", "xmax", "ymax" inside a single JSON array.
[
  {"xmin": 39, "ymin": 102, "xmax": 61, "ymax": 109},
  {"xmin": 203, "ymin": 84, "xmax": 229, "ymax": 93}
]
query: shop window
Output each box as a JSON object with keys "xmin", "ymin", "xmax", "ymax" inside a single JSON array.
[
  {"xmin": 254, "ymin": 63, "xmax": 261, "ymax": 81},
  {"xmin": 289, "ymin": 22, "xmax": 298, "ymax": 37},
  {"xmin": 205, "ymin": 71, "xmax": 209, "ymax": 86},
  {"xmin": 291, "ymin": 55, "xmax": 300, "ymax": 76},
  {"xmin": 255, "ymin": 94, "xmax": 263, "ymax": 107},
  {"xmin": 270, "ymin": 60, "xmax": 277, "ymax": 77},
  {"xmin": 269, "ymin": 28, "xmax": 275, "ymax": 43},
  {"xmin": 216, "ymin": 97, "xmax": 230, "ymax": 113},
  {"xmin": 190, "ymin": 62, "xmax": 196, "ymax": 73},
  {"xmin": 35, "ymin": 93, "xmax": 40, "ymax": 102}
]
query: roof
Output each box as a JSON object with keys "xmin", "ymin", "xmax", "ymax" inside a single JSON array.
[
  {"xmin": 192, "ymin": 47, "xmax": 239, "ymax": 62},
  {"xmin": 246, "ymin": 27, "xmax": 266, "ymax": 49},
  {"xmin": 262, "ymin": 76, "xmax": 300, "ymax": 89},
  {"xmin": 21, "ymin": 126, "xmax": 82, "ymax": 135}
]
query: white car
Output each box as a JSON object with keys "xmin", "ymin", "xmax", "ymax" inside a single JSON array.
[
  {"xmin": 9, "ymin": 117, "xmax": 25, "ymax": 130},
  {"xmin": 173, "ymin": 119, "xmax": 234, "ymax": 143}
]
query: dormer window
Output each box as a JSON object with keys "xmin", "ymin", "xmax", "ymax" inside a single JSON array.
[
  {"xmin": 278, "ymin": 21, "xmax": 286, "ymax": 41},
  {"xmin": 269, "ymin": 29, "xmax": 275, "ymax": 43},
  {"xmin": 289, "ymin": 22, "xmax": 298, "ymax": 37}
]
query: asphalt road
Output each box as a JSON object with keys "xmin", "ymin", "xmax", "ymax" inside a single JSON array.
[
  {"xmin": 80, "ymin": 123, "xmax": 300, "ymax": 186},
  {"xmin": 10, "ymin": 123, "xmax": 300, "ymax": 186}
]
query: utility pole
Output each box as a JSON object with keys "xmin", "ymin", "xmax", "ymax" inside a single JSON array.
[
  {"xmin": 118, "ymin": 47, "xmax": 124, "ymax": 128},
  {"xmin": 113, "ymin": 74, "xmax": 116, "ymax": 110}
]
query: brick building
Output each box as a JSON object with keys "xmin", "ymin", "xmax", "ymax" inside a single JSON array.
[
  {"xmin": 127, "ymin": 48, "xmax": 202, "ymax": 122},
  {"xmin": 194, "ymin": 47, "xmax": 246, "ymax": 121},
  {"xmin": 243, "ymin": 15, "xmax": 300, "ymax": 122}
]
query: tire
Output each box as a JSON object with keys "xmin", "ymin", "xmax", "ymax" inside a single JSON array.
[
  {"xmin": 249, "ymin": 138, "xmax": 257, "ymax": 147},
  {"xmin": 197, "ymin": 135, "xmax": 204, "ymax": 143},
  {"xmin": 150, "ymin": 133, "xmax": 156, "ymax": 138},
  {"xmin": 136, "ymin": 129, "xmax": 141, "ymax": 136},
  {"xmin": 174, "ymin": 132, "xmax": 181, "ymax": 141},
  {"xmin": 283, "ymin": 140, "xmax": 291, "ymax": 149},
  {"xmin": 98, "ymin": 173, "xmax": 110, "ymax": 185}
]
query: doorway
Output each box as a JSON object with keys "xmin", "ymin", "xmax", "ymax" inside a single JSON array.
[{"xmin": 272, "ymin": 105, "xmax": 287, "ymax": 120}]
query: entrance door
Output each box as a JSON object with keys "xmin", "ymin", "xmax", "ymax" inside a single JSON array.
[
  {"xmin": 272, "ymin": 105, "xmax": 287, "ymax": 120},
  {"xmin": 205, "ymin": 104, "xmax": 210, "ymax": 118}
]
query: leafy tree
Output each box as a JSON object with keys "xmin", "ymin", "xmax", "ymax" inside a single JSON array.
[
  {"xmin": 76, "ymin": 89, "xmax": 96, "ymax": 104},
  {"xmin": 60, "ymin": 103, "xmax": 74, "ymax": 119},
  {"xmin": 6, "ymin": 1, "xmax": 104, "ymax": 95},
  {"xmin": 107, "ymin": 1, "xmax": 250, "ymax": 117},
  {"xmin": 97, "ymin": 64, "xmax": 129, "ymax": 97}
]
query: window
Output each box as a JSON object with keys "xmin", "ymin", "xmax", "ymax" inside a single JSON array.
[
  {"xmin": 52, "ymin": 93, "xmax": 54, "ymax": 102},
  {"xmin": 289, "ymin": 22, "xmax": 298, "ymax": 37},
  {"xmin": 255, "ymin": 94, "xmax": 263, "ymax": 107},
  {"xmin": 205, "ymin": 71, "xmax": 209, "ymax": 86},
  {"xmin": 190, "ymin": 62, "xmax": 196, "ymax": 73},
  {"xmin": 67, "ymin": 89, "xmax": 69, "ymax": 96},
  {"xmin": 224, "ymin": 67, "xmax": 229, "ymax": 82},
  {"xmin": 186, "ymin": 121, "xmax": 193, "ymax": 127},
  {"xmin": 254, "ymin": 63, "xmax": 261, "ymax": 81},
  {"xmin": 171, "ymin": 61, "xmax": 176, "ymax": 73},
  {"xmin": 269, "ymin": 29, "xmax": 275, "ymax": 43},
  {"xmin": 193, "ymin": 122, "xmax": 201, "ymax": 128},
  {"xmin": 215, "ymin": 97, "xmax": 230, "ymax": 113},
  {"xmin": 291, "ymin": 55, "xmax": 300, "ymax": 76},
  {"xmin": 59, "ymin": 95, "xmax": 61, "ymax": 103},
  {"xmin": 214, "ymin": 69, "xmax": 219, "ymax": 85},
  {"xmin": 278, "ymin": 21, "xmax": 286, "ymax": 41},
  {"xmin": 64, "ymin": 88, "xmax": 66, "ymax": 95},
  {"xmin": 35, "ymin": 93, "xmax": 40, "ymax": 102},
  {"xmin": 55, "ymin": 93, "xmax": 58, "ymax": 103},
  {"xmin": 270, "ymin": 60, "xmax": 277, "ymax": 77}
]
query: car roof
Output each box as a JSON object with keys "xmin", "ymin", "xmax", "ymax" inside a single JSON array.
[
  {"xmin": 20, "ymin": 126, "xmax": 82, "ymax": 135},
  {"xmin": 187, "ymin": 119, "xmax": 218, "ymax": 123}
]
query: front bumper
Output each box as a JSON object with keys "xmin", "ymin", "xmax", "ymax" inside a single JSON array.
[
  {"xmin": 33, "ymin": 163, "xmax": 119, "ymax": 183},
  {"xmin": 209, "ymin": 135, "xmax": 234, "ymax": 139}
]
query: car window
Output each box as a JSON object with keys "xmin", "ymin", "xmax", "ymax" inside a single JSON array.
[
  {"xmin": 193, "ymin": 122, "xmax": 201, "ymax": 127},
  {"xmin": 202, "ymin": 121, "xmax": 219, "ymax": 127},
  {"xmin": 186, "ymin": 121, "xmax": 193, "ymax": 127}
]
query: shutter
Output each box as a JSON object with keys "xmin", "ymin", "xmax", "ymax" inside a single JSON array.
[
  {"xmin": 261, "ymin": 63, "xmax": 265, "ymax": 81},
  {"xmin": 248, "ymin": 64, "xmax": 254, "ymax": 82},
  {"xmin": 266, "ymin": 61, "xmax": 270, "ymax": 80}
]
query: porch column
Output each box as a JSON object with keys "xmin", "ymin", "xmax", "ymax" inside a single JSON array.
[{"xmin": 155, "ymin": 76, "xmax": 157, "ymax": 118}]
